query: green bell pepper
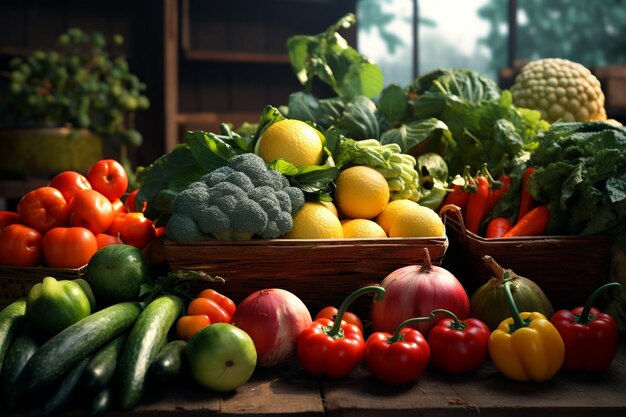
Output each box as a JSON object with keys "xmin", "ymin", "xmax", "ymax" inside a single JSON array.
[{"xmin": 26, "ymin": 276, "xmax": 92, "ymax": 338}]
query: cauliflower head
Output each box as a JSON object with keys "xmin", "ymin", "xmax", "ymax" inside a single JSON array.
[
  {"xmin": 510, "ymin": 58, "xmax": 607, "ymax": 123},
  {"xmin": 166, "ymin": 153, "xmax": 305, "ymax": 242}
]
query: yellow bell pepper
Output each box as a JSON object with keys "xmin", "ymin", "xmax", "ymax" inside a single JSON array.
[{"xmin": 488, "ymin": 276, "xmax": 564, "ymax": 382}]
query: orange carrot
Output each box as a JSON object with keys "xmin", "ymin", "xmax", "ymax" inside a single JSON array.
[
  {"xmin": 485, "ymin": 217, "xmax": 514, "ymax": 238},
  {"xmin": 503, "ymin": 205, "xmax": 550, "ymax": 238}
]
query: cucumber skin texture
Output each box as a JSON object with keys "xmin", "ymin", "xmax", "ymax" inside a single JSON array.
[
  {"xmin": 91, "ymin": 387, "xmax": 112, "ymax": 417},
  {"xmin": 43, "ymin": 355, "xmax": 91, "ymax": 416},
  {"xmin": 0, "ymin": 325, "xmax": 43, "ymax": 399},
  {"xmin": 151, "ymin": 340, "xmax": 188, "ymax": 382},
  {"xmin": 82, "ymin": 331, "xmax": 129, "ymax": 393},
  {"xmin": 116, "ymin": 295, "xmax": 183, "ymax": 411},
  {"xmin": 0, "ymin": 299, "xmax": 27, "ymax": 376},
  {"xmin": 9, "ymin": 301, "xmax": 142, "ymax": 406}
]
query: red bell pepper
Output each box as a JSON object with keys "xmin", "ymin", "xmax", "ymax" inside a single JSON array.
[
  {"xmin": 427, "ymin": 309, "xmax": 490, "ymax": 374},
  {"xmin": 297, "ymin": 286, "xmax": 385, "ymax": 379},
  {"xmin": 364, "ymin": 315, "xmax": 431, "ymax": 384},
  {"xmin": 550, "ymin": 282, "xmax": 622, "ymax": 372}
]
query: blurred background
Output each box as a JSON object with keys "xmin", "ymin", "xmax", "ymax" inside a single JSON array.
[{"xmin": 0, "ymin": 0, "xmax": 625, "ymax": 194}]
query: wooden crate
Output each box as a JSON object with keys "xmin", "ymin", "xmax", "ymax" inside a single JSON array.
[
  {"xmin": 442, "ymin": 211, "xmax": 612, "ymax": 311},
  {"xmin": 0, "ymin": 265, "xmax": 86, "ymax": 307},
  {"xmin": 163, "ymin": 237, "xmax": 449, "ymax": 317}
]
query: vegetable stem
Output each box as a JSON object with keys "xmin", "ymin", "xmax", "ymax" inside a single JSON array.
[
  {"xmin": 327, "ymin": 285, "xmax": 385, "ymax": 337},
  {"xmin": 577, "ymin": 282, "xmax": 622, "ymax": 324}
]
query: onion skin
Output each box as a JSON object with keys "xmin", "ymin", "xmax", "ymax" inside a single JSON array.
[
  {"xmin": 371, "ymin": 249, "xmax": 470, "ymax": 336},
  {"xmin": 470, "ymin": 256, "xmax": 554, "ymax": 330},
  {"xmin": 231, "ymin": 288, "xmax": 312, "ymax": 367}
]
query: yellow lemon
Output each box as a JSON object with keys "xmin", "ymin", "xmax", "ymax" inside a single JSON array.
[
  {"xmin": 335, "ymin": 166, "xmax": 389, "ymax": 220},
  {"xmin": 257, "ymin": 119, "xmax": 324, "ymax": 167},
  {"xmin": 285, "ymin": 202, "xmax": 343, "ymax": 239},
  {"xmin": 388, "ymin": 204, "xmax": 445, "ymax": 238},
  {"xmin": 376, "ymin": 199, "xmax": 422, "ymax": 235},
  {"xmin": 320, "ymin": 200, "xmax": 339, "ymax": 218},
  {"xmin": 342, "ymin": 219, "xmax": 387, "ymax": 239}
]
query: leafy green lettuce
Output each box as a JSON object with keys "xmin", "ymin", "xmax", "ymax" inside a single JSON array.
[{"xmin": 527, "ymin": 122, "xmax": 626, "ymax": 244}]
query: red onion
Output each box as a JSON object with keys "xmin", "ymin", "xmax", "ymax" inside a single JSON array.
[
  {"xmin": 371, "ymin": 248, "xmax": 470, "ymax": 336},
  {"xmin": 232, "ymin": 288, "xmax": 312, "ymax": 367}
]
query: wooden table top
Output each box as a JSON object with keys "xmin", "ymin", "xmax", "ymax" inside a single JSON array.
[{"xmin": 9, "ymin": 341, "xmax": 625, "ymax": 417}]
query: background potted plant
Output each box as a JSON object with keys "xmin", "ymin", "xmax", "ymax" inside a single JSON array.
[{"xmin": 0, "ymin": 28, "xmax": 149, "ymax": 178}]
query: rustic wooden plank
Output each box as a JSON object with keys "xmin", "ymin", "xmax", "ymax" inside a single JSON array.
[
  {"xmin": 322, "ymin": 365, "xmax": 471, "ymax": 417},
  {"xmin": 323, "ymin": 345, "xmax": 626, "ymax": 417},
  {"xmin": 220, "ymin": 366, "xmax": 325, "ymax": 417}
]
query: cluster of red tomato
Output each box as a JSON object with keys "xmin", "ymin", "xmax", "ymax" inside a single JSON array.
[{"xmin": 0, "ymin": 159, "xmax": 162, "ymax": 269}]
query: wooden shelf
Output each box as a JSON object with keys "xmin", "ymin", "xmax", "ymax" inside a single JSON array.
[
  {"xmin": 0, "ymin": 46, "xmax": 28, "ymax": 57},
  {"xmin": 183, "ymin": 49, "xmax": 290, "ymax": 64}
]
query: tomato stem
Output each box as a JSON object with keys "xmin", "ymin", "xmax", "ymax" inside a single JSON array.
[
  {"xmin": 577, "ymin": 282, "xmax": 622, "ymax": 325},
  {"xmin": 326, "ymin": 285, "xmax": 385, "ymax": 338},
  {"xmin": 387, "ymin": 315, "xmax": 434, "ymax": 343},
  {"xmin": 430, "ymin": 308, "xmax": 467, "ymax": 331}
]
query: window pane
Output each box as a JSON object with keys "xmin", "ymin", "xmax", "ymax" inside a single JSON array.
[
  {"xmin": 357, "ymin": 0, "xmax": 414, "ymax": 86},
  {"xmin": 512, "ymin": 0, "xmax": 626, "ymax": 68},
  {"xmin": 419, "ymin": 0, "xmax": 499, "ymax": 80}
]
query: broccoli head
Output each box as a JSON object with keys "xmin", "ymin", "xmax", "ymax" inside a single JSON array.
[{"xmin": 166, "ymin": 153, "xmax": 305, "ymax": 241}]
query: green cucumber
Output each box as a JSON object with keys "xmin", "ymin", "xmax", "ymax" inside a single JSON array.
[
  {"xmin": 91, "ymin": 387, "xmax": 113, "ymax": 417},
  {"xmin": 82, "ymin": 331, "xmax": 129, "ymax": 393},
  {"xmin": 8, "ymin": 301, "xmax": 142, "ymax": 407},
  {"xmin": 1, "ymin": 324, "xmax": 43, "ymax": 401},
  {"xmin": 42, "ymin": 354, "xmax": 91, "ymax": 416},
  {"xmin": 150, "ymin": 339, "xmax": 187, "ymax": 382},
  {"xmin": 116, "ymin": 295, "xmax": 183, "ymax": 410},
  {"xmin": 0, "ymin": 299, "xmax": 27, "ymax": 376}
]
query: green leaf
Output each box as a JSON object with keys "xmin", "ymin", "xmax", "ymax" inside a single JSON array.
[
  {"xmin": 290, "ymin": 165, "xmax": 340, "ymax": 194},
  {"xmin": 380, "ymin": 118, "xmax": 451, "ymax": 154},
  {"xmin": 186, "ymin": 131, "xmax": 233, "ymax": 171},
  {"xmin": 378, "ymin": 84, "xmax": 409, "ymax": 125},
  {"xmin": 270, "ymin": 159, "xmax": 299, "ymax": 176},
  {"xmin": 607, "ymin": 177, "xmax": 626, "ymax": 204},
  {"xmin": 336, "ymin": 96, "xmax": 379, "ymax": 139},
  {"xmin": 339, "ymin": 61, "xmax": 384, "ymax": 99}
]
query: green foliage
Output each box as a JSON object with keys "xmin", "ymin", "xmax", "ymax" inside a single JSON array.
[
  {"xmin": 478, "ymin": 0, "xmax": 626, "ymax": 72},
  {"xmin": 0, "ymin": 28, "xmax": 149, "ymax": 152},
  {"xmin": 287, "ymin": 13, "xmax": 384, "ymax": 99},
  {"xmin": 528, "ymin": 122, "xmax": 626, "ymax": 243}
]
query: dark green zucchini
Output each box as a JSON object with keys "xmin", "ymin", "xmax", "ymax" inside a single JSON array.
[
  {"xmin": 81, "ymin": 331, "xmax": 129, "ymax": 393},
  {"xmin": 150, "ymin": 339, "xmax": 187, "ymax": 382},
  {"xmin": 116, "ymin": 295, "xmax": 183, "ymax": 410},
  {"xmin": 7, "ymin": 301, "xmax": 142, "ymax": 407},
  {"xmin": 1, "ymin": 324, "xmax": 43, "ymax": 402},
  {"xmin": 0, "ymin": 299, "xmax": 27, "ymax": 376},
  {"xmin": 42, "ymin": 354, "xmax": 91, "ymax": 416},
  {"xmin": 90, "ymin": 387, "xmax": 113, "ymax": 417}
]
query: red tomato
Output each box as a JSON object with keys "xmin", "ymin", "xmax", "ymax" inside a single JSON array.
[
  {"xmin": 69, "ymin": 189, "xmax": 115, "ymax": 234},
  {"xmin": 17, "ymin": 187, "xmax": 70, "ymax": 234},
  {"xmin": 86, "ymin": 159, "xmax": 129, "ymax": 201},
  {"xmin": 48, "ymin": 171, "xmax": 92, "ymax": 204},
  {"xmin": 107, "ymin": 212, "xmax": 156, "ymax": 250},
  {"xmin": 315, "ymin": 306, "xmax": 364, "ymax": 334},
  {"xmin": 95, "ymin": 233, "xmax": 122, "ymax": 249},
  {"xmin": 0, "ymin": 224, "xmax": 43, "ymax": 267},
  {"xmin": 176, "ymin": 315, "xmax": 212, "ymax": 341},
  {"xmin": 154, "ymin": 226, "xmax": 166, "ymax": 238},
  {"xmin": 124, "ymin": 188, "xmax": 146, "ymax": 212},
  {"xmin": 43, "ymin": 227, "xmax": 98, "ymax": 268},
  {"xmin": 111, "ymin": 198, "xmax": 129, "ymax": 215},
  {"xmin": 0, "ymin": 211, "xmax": 21, "ymax": 230},
  {"xmin": 187, "ymin": 297, "xmax": 232, "ymax": 324},
  {"xmin": 196, "ymin": 288, "xmax": 236, "ymax": 317}
]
